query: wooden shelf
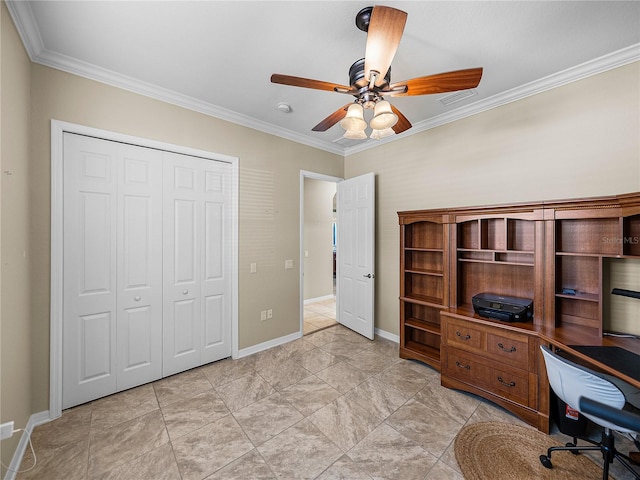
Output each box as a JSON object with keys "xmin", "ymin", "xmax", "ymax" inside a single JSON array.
[
  {"xmin": 403, "ymin": 341, "xmax": 440, "ymax": 361},
  {"xmin": 405, "ymin": 317, "xmax": 441, "ymax": 336},
  {"xmin": 405, "ymin": 268, "xmax": 443, "ymax": 276},
  {"xmin": 405, "ymin": 247, "xmax": 443, "ymax": 252},
  {"xmin": 401, "ymin": 294, "xmax": 443, "ymax": 307},
  {"xmin": 555, "ymin": 292, "xmax": 599, "ymax": 302}
]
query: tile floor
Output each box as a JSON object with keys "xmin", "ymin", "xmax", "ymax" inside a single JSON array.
[
  {"xmin": 303, "ymin": 297, "xmax": 337, "ymax": 335},
  {"xmin": 14, "ymin": 324, "xmax": 639, "ymax": 480}
]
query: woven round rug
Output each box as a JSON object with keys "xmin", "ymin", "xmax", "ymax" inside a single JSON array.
[{"xmin": 454, "ymin": 422, "xmax": 604, "ymax": 479}]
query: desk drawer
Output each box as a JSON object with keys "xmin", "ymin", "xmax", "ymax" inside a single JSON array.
[
  {"xmin": 445, "ymin": 318, "xmax": 483, "ymax": 351},
  {"xmin": 444, "ymin": 347, "xmax": 529, "ymax": 406},
  {"xmin": 486, "ymin": 331, "xmax": 529, "ymax": 370}
]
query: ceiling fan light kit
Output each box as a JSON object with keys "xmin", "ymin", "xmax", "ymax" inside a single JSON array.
[{"xmin": 270, "ymin": 5, "xmax": 483, "ymax": 140}]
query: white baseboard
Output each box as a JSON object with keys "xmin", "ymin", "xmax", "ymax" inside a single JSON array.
[
  {"xmin": 3, "ymin": 411, "xmax": 50, "ymax": 480},
  {"xmin": 375, "ymin": 328, "xmax": 399, "ymax": 343},
  {"xmin": 236, "ymin": 331, "xmax": 303, "ymax": 358},
  {"xmin": 303, "ymin": 294, "xmax": 335, "ymax": 305}
]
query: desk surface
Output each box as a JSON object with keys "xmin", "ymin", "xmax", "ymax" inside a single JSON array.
[{"xmin": 539, "ymin": 326, "xmax": 640, "ymax": 389}]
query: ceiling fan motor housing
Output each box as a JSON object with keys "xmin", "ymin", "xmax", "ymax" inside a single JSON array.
[
  {"xmin": 355, "ymin": 6, "xmax": 373, "ymax": 32},
  {"xmin": 349, "ymin": 58, "xmax": 391, "ymax": 90}
]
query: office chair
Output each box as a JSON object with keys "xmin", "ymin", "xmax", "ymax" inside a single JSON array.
[{"xmin": 539, "ymin": 345, "xmax": 640, "ymax": 480}]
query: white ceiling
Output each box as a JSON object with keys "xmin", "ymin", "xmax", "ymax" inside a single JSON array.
[{"xmin": 7, "ymin": 1, "xmax": 640, "ymax": 155}]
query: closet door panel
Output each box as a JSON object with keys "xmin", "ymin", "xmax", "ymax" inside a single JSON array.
[
  {"xmin": 116, "ymin": 146, "xmax": 163, "ymax": 390},
  {"xmin": 163, "ymin": 155, "xmax": 202, "ymax": 375},
  {"xmin": 202, "ymin": 162, "xmax": 232, "ymax": 361},
  {"xmin": 63, "ymin": 134, "xmax": 118, "ymax": 408}
]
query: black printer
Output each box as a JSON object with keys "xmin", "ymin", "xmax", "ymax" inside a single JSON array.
[{"xmin": 472, "ymin": 293, "xmax": 533, "ymax": 322}]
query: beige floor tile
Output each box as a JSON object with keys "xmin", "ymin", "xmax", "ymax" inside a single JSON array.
[
  {"xmin": 315, "ymin": 361, "xmax": 370, "ymax": 393},
  {"xmin": 161, "ymin": 389, "xmax": 230, "ymax": 440},
  {"xmin": 343, "ymin": 349, "xmax": 399, "ymax": 376},
  {"xmin": 215, "ymin": 371, "xmax": 275, "ymax": 412},
  {"xmin": 424, "ymin": 460, "xmax": 465, "ymax": 480},
  {"xmin": 16, "ymin": 438, "xmax": 88, "ymax": 480},
  {"xmin": 88, "ymin": 410, "xmax": 169, "ymax": 477},
  {"xmin": 257, "ymin": 419, "xmax": 342, "ymax": 479},
  {"xmin": 413, "ymin": 380, "xmax": 482, "ymax": 424},
  {"xmin": 153, "ymin": 369, "xmax": 213, "ymax": 407},
  {"xmin": 204, "ymin": 449, "xmax": 276, "ymax": 479},
  {"xmin": 320, "ymin": 338, "xmax": 367, "ymax": 357},
  {"xmin": 256, "ymin": 358, "xmax": 311, "ymax": 391},
  {"xmin": 347, "ymin": 423, "xmax": 438, "ymax": 480},
  {"xmin": 30, "ymin": 403, "xmax": 92, "ymax": 449},
  {"xmin": 280, "ymin": 375, "xmax": 342, "ymax": 417},
  {"xmin": 90, "ymin": 383, "xmax": 159, "ymax": 431},
  {"xmin": 374, "ymin": 361, "xmax": 432, "ymax": 397},
  {"xmin": 291, "ymin": 347, "xmax": 339, "ymax": 373},
  {"xmin": 308, "ymin": 395, "xmax": 383, "ymax": 452},
  {"xmin": 232, "ymin": 392, "xmax": 304, "ymax": 446},
  {"xmin": 172, "ymin": 414, "xmax": 254, "ymax": 480},
  {"xmin": 199, "ymin": 357, "xmax": 256, "ymax": 387},
  {"xmin": 94, "ymin": 443, "xmax": 180, "ymax": 480},
  {"xmin": 385, "ymin": 398, "xmax": 464, "ymax": 457},
  {"xmin": 315, "ymin": 454, "xmax": 374, "ymax": 480},
  {"xmin": 343, "ymin": 377, "xmax": 409, "ymax": 419}
]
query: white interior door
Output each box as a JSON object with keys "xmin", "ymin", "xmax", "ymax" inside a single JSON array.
[
  {"xmin": 201, "ymin": 160, "xmax": 232, "ymax": 364},
  {"xmin": 163, "ymin": 152, "xmax": 232, "ymax": 376},
  {"xmin": 163, "ymin": 152, "xmax": 203, "ymax": 375},
  {"xmin": 116, "ymin": 144, "xmax": 163, "ymax": 390},
  {"xmin": 337, "ymin": 172, "xmax": 375, "ymax": 339},
  {"xmin": 63, "ymin": 134, "xmax": 163, "ymax": 407}
]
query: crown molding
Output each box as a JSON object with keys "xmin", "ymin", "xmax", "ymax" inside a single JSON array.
[{"xmin": 7, "ymin": 2, "xmax": 638, "ymax": 158}]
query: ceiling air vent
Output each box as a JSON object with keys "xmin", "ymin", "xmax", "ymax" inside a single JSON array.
[
  {"xmin": 333, "ymin": 137, "xmax": 366, "ymax": 147},
  {"xmin": 439, "ymin": 89, "xmax": 477, "ymax": 106}
]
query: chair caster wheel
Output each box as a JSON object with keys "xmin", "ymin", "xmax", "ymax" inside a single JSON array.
[
  {"xmin": 540, "ymin": 455, "xmax": 553, "ymax": 469},
  {"xmin": 565, "ymin": 442, "xmax": 579, "ymax": 454}
]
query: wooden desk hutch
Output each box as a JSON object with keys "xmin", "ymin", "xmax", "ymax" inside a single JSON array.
[{"xmin": 398, "ymin": 192, "xmax": 640, "ymax": 433}]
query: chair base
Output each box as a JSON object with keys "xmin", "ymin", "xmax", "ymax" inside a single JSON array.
[{"xmin": 540, "ymin": 429, "xmax": 640, "ymax": 480}]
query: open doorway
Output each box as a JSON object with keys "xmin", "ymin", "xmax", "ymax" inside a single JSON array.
[{"xmin": 300, "ymin": 171, "xmax": 342, "ymax": 335}]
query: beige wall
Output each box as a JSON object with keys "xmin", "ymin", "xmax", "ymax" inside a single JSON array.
[
  {"xmin": 25, "ymin": 68, "xmax": 341, "ymax": 411},
  {"xmin": 303, "ymin": 178, "xmax": 336, "ymax": 300},
  {"xmin": 345, "ymin": 63, "xmax": 640, "ymax": 336},
  {"xmin": 1, "ymin": 1, "xmax": 33, "ymax": 471}
]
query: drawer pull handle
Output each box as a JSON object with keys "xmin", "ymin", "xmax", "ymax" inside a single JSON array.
[
  {"xmin": 456, "ymin": 331, "xmax": 471, "ymax": 340},
  {"xmin": 497, "ymin": 343, "xmax": 516, "ymax": 353},
  {"xmin": 134, "ymin": 296, "xmax": 141, "ymax": 301},
  {"xmin": 455, "ymin": 361, "xmax": 470, "ymax": 370},
  {"xmin": 497, "ymin": 376, "xmax": 516, "ymax": 387}
]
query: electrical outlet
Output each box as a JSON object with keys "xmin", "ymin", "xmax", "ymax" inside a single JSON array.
[
  {"xmin": 285, "ymin": 259, "xmax": 293, "ymax": 269},
  {"xmin": 260, "ymin": 310, "xmax": 267, "ymax": 321},
  {"xmin": 1, "ymin": 421, "xmax": 14, "ymax": 441},
  {"xmin": 250, "ymin": 263, "xmax": 257, "ymax": 273},
  {"xmin": 267, "ymin": 309, "xmax": 273, "ymax": 319}
]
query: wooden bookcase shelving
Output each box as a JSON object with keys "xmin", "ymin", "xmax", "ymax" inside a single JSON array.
[
  {"xmin": 398, "ymin": 193, "xmax": 640, "ymax": 433},
  {"xmin": 398, "ymin": 212, "xmax": 450, "ymax": 370}
]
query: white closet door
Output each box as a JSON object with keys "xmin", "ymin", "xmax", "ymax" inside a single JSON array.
[
  {"xmin": 63, "ymin": 134, "xmax": 163, "ymax": 408},
  {"xmin": 163, "ymin": 152, "xmax": 231, "ymax": 375},
  {"xmin": 201, "ymin": 160, "xmax": 232, "ymax": 363},
  {"xmin": 116, "ymin": 144, "xmax": 163, "ymax": 390},
  {"xmin": 63, "ymin": 134, "xmax": 119, "ymax": 408},
  {"xmin": 163, "ymin": 152, "xmax": 203, "ymax": 375}
]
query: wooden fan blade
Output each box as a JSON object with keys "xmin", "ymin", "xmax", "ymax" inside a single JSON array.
[
  {"xmin": 271, "ymin": 74, "xmax": 355, "ymax": 94},
  {"xmin": 391, "ymin": 104, "xmax": 411, "ymax": 134},
  {"xmin": 388, "ymin": 68, "xmax": 483, "ymax": 96},
  {"xmin": 364, "ymin": 6, "xmax": 407, "ymax": 87},
  {"xmin": 312, "ymin": 104, "xmax": 352, "ymax": 132}
]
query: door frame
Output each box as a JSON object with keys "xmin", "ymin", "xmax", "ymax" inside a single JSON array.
[
  {"xmin": 299, "ymin": 170, "xmax": 343, "ymax": 335},
  {"xmin": 50, "ymin": 119, "xmax": 239, "ymax": 419}
]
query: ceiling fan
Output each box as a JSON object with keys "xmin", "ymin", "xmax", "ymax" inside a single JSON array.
[{"xmin": 271, "ymin": 5, "xmax": 483, "ymax": 139}]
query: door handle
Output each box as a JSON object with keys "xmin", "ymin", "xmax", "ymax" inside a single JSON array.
[{"xmin": 362, "ymin": 273, "xmax": 375, "ymax": 278}]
